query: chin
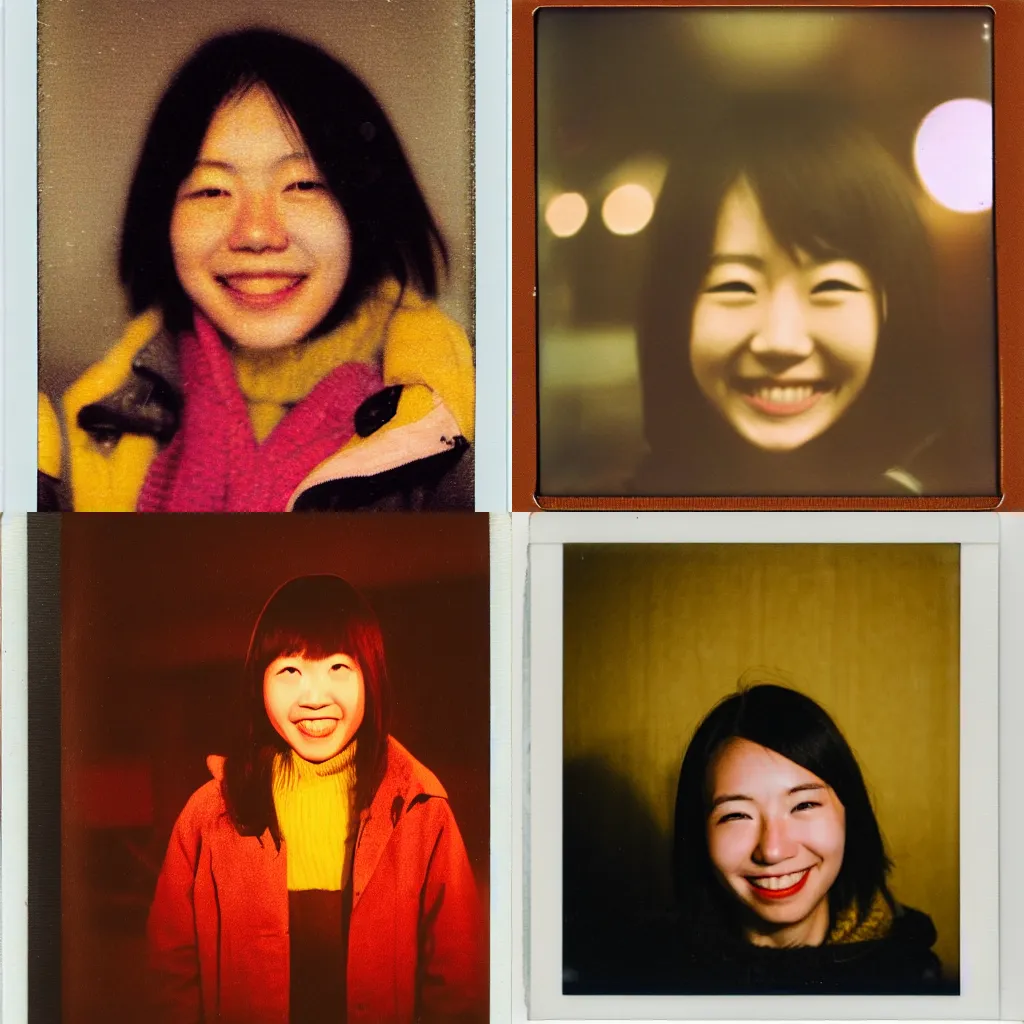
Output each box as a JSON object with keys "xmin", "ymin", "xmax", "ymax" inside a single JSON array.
[
  {"xmin": 216, "ymin": 321, "xmax": 309, "ymax": 351},
  {"xmin": 735, "ymin": 419, "xmax": 831, "ymax": 452}
]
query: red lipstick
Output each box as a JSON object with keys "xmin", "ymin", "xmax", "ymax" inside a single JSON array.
[{"xmin": 746, "ymin": 867, "xmax": 812, "ymax": 901}]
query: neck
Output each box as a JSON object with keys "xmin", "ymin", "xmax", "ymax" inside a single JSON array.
[{"xmin": 744, "ymin": 897, "xmax": 829, "ymax": 949}]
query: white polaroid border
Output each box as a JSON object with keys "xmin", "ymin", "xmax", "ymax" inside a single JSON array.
[
  {"xmin": 997, "ymin": 512, "xmax": 1024, "ymax": 1021},
  {"xmin": 2, "ymin": 1, "xmax": 39, "ymax": 511},
  {"xmin": 525, "ymin": 512, "xmax": 1001, "ymax": 1020},
  {"xmin": 0, "ymin": 0, "xmax": 507, "ymax": 513},
  {"xmin": 1, "ymin": 514, "xmax": 30, "ymax": 1023},
  {"xmin": 491, "ymin": 511, "xmax": 515, "ymax": 1024},
  {"xmin": 0, "ymin": 511, "xmax": 512, "ymax": 1023}
]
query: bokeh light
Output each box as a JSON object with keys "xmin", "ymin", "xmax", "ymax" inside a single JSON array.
[
  {"xmin": 545, "ymin": 192, "xmax": 589, "ymax": 238},
  {"xmin": 913, "ymin": 99, "xmax": 993, "ymax": 213},
  {"xmin": 601, "ymin": 183, "xmax": 655, "ymax": 236}
]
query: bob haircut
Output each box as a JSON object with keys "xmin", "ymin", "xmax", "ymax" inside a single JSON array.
[
  {"xmin": 673, "ymin": 683, "xmax": 893, "ymax": 943},
  {"xmin": 637, "ymin": 95, "xmax": 943, "ymax": 488},
  {"xmin": 222, "ymin": 573, "xmax": 392, "ymax": 844},
  {"xmin": 119, "ymin": 28, "xmax": 448, "ymax": 336}
]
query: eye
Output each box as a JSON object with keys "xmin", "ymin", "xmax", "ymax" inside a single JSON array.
[
  {"xmin": 715, "ymin": 811, "xmax": 751, "ymax": 824},
  {"xmin": 286, "ymin": 180, "xmax": 327, "ymax": 193},
  {"xmin": 278, "ymin": 665, "xmax": 300, "ymax": 676},
  {"xmin": 811, "ymin": 279, "xmax": 862, "ymax": 295},
  {"xmin": 706, "ymin": 280, "xmax": 757, "ymax": 295},
  {"xmin": 185, "ymin": 187, "xmax": 229, "ymax": 200},
  {"xmin": 792, "ymin": 800, "xmax": 822, "ymax": 812}
]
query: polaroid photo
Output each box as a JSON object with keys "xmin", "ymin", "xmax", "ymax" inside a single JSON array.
[
  {"xmin": 1, "ymin": 511, "xmax": 511, "ymax": 1023},
  {"xmin": 512, "ymin": 0, "xmax": 1024, "ymax": 510},
  {"xmin": 525, "ymin": 512, "xmax": 1003, "ymax": 1019},
  {"xmin": 2, "ymin": 0, "xmax": 507, "ymax": 513}
]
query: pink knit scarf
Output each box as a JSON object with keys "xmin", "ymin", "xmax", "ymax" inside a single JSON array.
[{"xmin": 137, "ymin": 313, "xmax": 382, "ymax": 512}]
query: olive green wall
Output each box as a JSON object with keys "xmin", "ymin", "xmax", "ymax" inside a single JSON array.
[{"xmin": 564, "ymin": 543, "xmax": 960, "ymax": 974}]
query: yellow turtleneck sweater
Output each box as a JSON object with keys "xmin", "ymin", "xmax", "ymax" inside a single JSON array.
[{"xmin": 271, "ymin": 742, "xmax": 359, "ymax": 892}]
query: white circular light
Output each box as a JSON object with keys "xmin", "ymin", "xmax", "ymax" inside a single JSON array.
[
  {"xmin": 601, "ymin": 183, "xmax": 655, "ymax": 236},
  {"xmin": 545, "ymin": 192, "xmax": 589, "ymax": 238},
  {"xmin": 913, "ymin": 99, "xmax": 993, "ymax": 214}
]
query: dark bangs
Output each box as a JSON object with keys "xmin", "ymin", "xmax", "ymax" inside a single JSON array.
[
  {"xmin": 246, "ymin": 574, "xmax": 388, "ymax": 690},
  {"xmin": 673, "ymin": 683, "xmax": 893, "ymax": 943},
  {"xmin": 223, "ymin": 575, "xmax": 392, "ymax": 843},
  {"xmin": 729, "ymin": 111, "xmax": 925, "ymax": 288}
]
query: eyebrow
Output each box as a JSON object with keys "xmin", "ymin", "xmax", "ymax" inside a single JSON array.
[
  {"xmin": 710, "ymin": 782, "xmax": 826, "ymax": 811},
  {"xmin": 191, "ymin": 151, "xmax": 312, "ymax": 173}
]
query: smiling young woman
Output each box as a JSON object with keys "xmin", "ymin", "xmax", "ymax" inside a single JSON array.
[
  {"xmin": 146, "ymin": 575, "xmax": 486, "ymax": 1023},
  {"xmin": 644, "ymin": 683, "xmax": 945, "ymax": 994},
  {"xmin": 632, "ymin": 95, "xmax": 994, "ymax": 498},
  {"xmin": 38, "ymin": 29, "xmax": 475, "ymax": 512}
]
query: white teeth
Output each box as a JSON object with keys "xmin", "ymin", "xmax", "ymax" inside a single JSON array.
[
  {"xmin": 749, "ymin": 869, "xmax": 808, "ymax": 891},
  {"xmin": 755, "ymin": 385, "xmax": 815, "ymax": 405},
  {"xmin": 225, "ymin": 276, "xmax": 301, "ymax": 295}
]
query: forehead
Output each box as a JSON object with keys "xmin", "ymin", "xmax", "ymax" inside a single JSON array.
[
  {"xmin": 199, "ymin": 84, "xmax": 306, "ymax": 163},
  {"xmin": 712, "ymin": 178, "xmax": 772, "ymax": 255},
  {"xmin": 709, "ymin": 737, "xmax": 826, "ymax": 796}
]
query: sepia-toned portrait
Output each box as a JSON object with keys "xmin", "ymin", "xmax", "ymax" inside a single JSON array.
[{"xmin": 536, "ymin": 9, "xmax": 997, "ymax": 499}]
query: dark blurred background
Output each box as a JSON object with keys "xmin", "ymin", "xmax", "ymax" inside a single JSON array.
[
  {"xmin": 537, "ymin": 8, "xmax": 996, "ymax": 494},
  {"xmin": 59, "ymin": 513, "xmax": 490, "ymax": 1022}
]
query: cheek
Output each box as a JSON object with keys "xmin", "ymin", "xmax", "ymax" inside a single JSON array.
[
  {"xmin": 690, "ymin": 303, "xmax": 754, "ymax": 374},
  {"xmin": 810, "ymin": 814, "xmax": 846, "ymax": 870},
  {"xmin": 262, "ymin": 681, "xmax": 290, "ymax": 729},
  {"xmin": 291, "ymin": 205, "xmax": 351, "ymax": 259},
  {"xmin": 170, "ymin": 208, "xmax": 224, "ymax": 275},
  {"xmin": 350, "ymin": 682, "xmax": 367, "ymax": 725},
  {"xmin": 815, "ymin": 301, "xmax": 878, "ymax": 378},
  {"xmin": 707, "ymin": 825, "xmax": 747, "ymax": 875}
]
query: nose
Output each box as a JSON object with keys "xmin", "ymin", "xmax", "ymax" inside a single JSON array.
[
  {"xmin": 229, "ymin": 190, "xmax": 288, "ymax": 253},
  {"xmin": 298, "ymin": 666, "xmax": 332, "ymax": 708},
  {"xmin": 749, "ymin": 281, "xmax": 814, "ymax": 370},
  {"xmin": 752, "ymin": 815, "xmax": 799, "ymax": 866}
]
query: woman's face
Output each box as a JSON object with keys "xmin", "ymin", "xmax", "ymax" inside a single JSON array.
[
  {"xmin": 689, "ymin": 179, "xmax": 880, "ymax": 452},
  {"xmin": 706, "ymin": 738, "xmax": 846, "ymax": 948},
  {"xmin": 263, "ymin": 651, "xmax": 366, "ymax": 763},
  {"xmin": 170, "ymin": 84, "xmax": 351, "ymax": 350}
]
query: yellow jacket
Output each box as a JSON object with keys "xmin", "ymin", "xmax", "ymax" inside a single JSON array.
[{"xmin": 38, "ymin": 283, "xmax": 475, "ymax": 512}]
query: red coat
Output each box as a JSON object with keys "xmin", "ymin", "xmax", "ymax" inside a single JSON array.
[{"xmin": 147, "ymin": 737, "xmax": 486, "ymax": 1024}]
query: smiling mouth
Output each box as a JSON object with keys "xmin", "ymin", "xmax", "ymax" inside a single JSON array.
[
  {"xmin": 746, "ymin": 867, "xmax": 813, "ymax": 899},
  {"xmin": 217, "ymin": 273, "xmax": 307, "ymax": 309},
  {"xmin": 735, "ymin": 381, "xmax": 831, "ymax": 418},
  {"xmin": 294, "ymin": 718, "xmax": 339, "ymax": 739}
]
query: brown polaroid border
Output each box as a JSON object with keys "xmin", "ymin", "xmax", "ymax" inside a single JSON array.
[{"xmin": 512, "ymin": 0, "xmax": 1023, "ymax": 511}]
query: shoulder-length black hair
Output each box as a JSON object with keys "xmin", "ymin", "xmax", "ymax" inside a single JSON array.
[
  {"xmin": 637, "ymin": 94, "xmax": 945, "ymax": 494},
  {"xmin": 120, "ymin": 27, "xmax": 448, "ymax": 335},
  {"xmin": 673, "ymin": 683, "xmax": 893, "ymax": 944},
  {"xmin": 222, "ymin": 574, "xmax": 392, "ymax": 845}
]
